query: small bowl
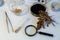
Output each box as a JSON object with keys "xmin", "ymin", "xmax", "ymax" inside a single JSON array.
[
  {"xmin": 0, "ymin": 0, "xmax": 4, "ymax": 7},
  {"xmin": 51, "ymin": 2, "xmax": 60, "ymax": 12},
  {"xmin": 30, "ymin": 3, "xmax": 46, "ymax": 17}
]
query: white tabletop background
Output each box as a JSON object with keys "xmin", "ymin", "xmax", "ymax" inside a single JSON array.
[{"xmin": 0, "ymin": 0, "xmax": 60, "ymax": 40}]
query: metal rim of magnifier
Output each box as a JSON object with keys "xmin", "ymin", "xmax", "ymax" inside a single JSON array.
[{"xmin": 25, "ymin": 25, "xmax": 37, "ymax": 37}]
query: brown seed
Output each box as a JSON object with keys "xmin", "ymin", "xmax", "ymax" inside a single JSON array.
[
  {"xmin": 14, "ymin": 8, "xmax": 22, "ymax": 14},
  {"xmin": 36, "ymin": 10, "xmax": 55, "ymax": 30}
]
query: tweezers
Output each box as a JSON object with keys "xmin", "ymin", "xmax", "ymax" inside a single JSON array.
[{"xmin": 5, "ymin": 11, "xmax": 14, "ymax": 33}]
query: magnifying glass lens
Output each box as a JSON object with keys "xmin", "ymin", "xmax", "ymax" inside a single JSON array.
[{"xmin": 25, "ymin": 25, "xmax": 37, "ymax": 36}]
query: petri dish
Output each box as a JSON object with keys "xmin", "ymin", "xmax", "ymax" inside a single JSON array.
[{"xmin": 6, "ymin": 0, "xmax": 25, "ymax": 16}]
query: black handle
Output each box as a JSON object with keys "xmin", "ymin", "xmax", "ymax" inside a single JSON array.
[{"xmin": 38, "ymin": 32, "xmax": 53, "ymax": 37}]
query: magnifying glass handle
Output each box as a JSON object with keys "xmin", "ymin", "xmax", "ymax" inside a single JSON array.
[{"xmin": 38, "ymin": 32, "xmax": 53, "ymax": 37}]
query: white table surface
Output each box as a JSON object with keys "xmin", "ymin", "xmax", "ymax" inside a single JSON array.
[{"xmin": 0, "ymin": 0, "xmax": 60, "ymax": 40}]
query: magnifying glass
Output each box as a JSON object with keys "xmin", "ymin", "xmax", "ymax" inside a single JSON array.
[{"xmin": 25, "ymin": 25, "xmax": 53, "ymax": 37}]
